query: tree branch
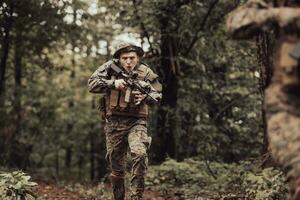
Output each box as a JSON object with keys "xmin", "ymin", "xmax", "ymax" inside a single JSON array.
[
  {"xmin": 213, "ymin": 89, "xmax": 258, "ymax": 120},
  {"xmin": 184, "ymin": 0, "xmax": 220, "ymax": 56},
  {"xmin": 208, "ymin": 1, "xmax": 240, "ymax": 30},
  {"xmin": 132, "ymin": 0, "xmax": 156, "ymax": 56}
]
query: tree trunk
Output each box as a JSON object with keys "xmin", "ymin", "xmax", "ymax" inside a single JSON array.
[
  {"xmin": 90, "ymin": 131, "xmax": 95, "ymax": 181},
  {"xmin": 55, "ymin": 149, "xmax": 60, "ymax": 178},
  {"xmin": 96, "ymin": 125, "xmax": 106, "ymax": 180},
  {"xmin": 90, "ymin": 98, "xmax": 96, "ymax": 181},
  {"xmin": 65, "ymin": 7, "xmax": 77, "ymax": 177},
  {"xmin": 13, "ymin": 29, "xmax": 22, "ymax": 141},
  {"xmin": 153, "ymin": 17, "xmax": 178, "ymax": 163},
  {"xmin": 65, "ymin": 120, "xmax": 73, "ymax": 174},
  {"xmin": 6, "ymin": 29, "xmax": 24, "ymax": 168},
  {"xmin": 65, "ymin": 59, "xmax": 74, "ymax": 176},
  {"xmin": 256, "ymin": 33, "xmax": 272, "ymax": 153},
  {"xmin": 0, "ymin": 2, "xmax": 14, "ymax": 108},
  {"xmin": 96, "ymin": 146, "xmax": 106, "ymax": 180},
  {"xmin": 257, "ymin": 32, "xmax": 275, "ymax": 167},
  {"xmin": 106, "ymin": 40, "xmax": 111, "ymax": 60},
  {"xmin": 78, "ymin": 146, "xmax": 84, "ymax": 180}
]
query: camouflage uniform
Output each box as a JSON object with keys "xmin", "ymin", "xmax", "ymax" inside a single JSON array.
[
  {"xmin": 227, "ymin": 1, "xmax": 300, "ymax": 199},
  {"xmin": 88, "ymin": 45, "xmax": 162, "ymax": 200}
]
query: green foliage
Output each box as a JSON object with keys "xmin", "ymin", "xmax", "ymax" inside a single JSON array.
[
  {"xmin": 0, "ymin": 171, "xmax": 37, "ymax": 200},
  {"xmin": 0, "ymin": 0, "xmax": 109, "ymax": 180},
  {"xmin": 112, "ymin": 0, "xmax": 263, "ymax": 161},
  {"xmin": 0, "ymin": 0, "xmax": 268, "ymax": 187},
  {"xmin": 243, "ymin": 167, "xmax": 288, "ymax": 200},
  {"xmin": 146, "ymin": 159, "xmax": 288, "ymax": 199}
]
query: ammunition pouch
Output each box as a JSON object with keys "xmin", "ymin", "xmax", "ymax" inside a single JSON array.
[
  {"xmin": 104, "ymin": 65, "xmax": 152, "ymax": 118},
  {"xmin": 274, "ymin": 36, "xmax": 300, "ymax": 87},
  {"xmin": 105, "ymin": 89, "xmax": 148, "ymax": 118}
]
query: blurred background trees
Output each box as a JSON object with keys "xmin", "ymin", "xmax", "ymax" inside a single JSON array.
[{"xmin": 0, "ymin": 0, "xmax": 266, "ymax": 182}]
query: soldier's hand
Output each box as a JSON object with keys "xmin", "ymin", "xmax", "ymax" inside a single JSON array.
[
  {"xmin": 132, "ymin": 90, "xmax": 146, "ymax": 105},
  {"xmin": 114, "ymin": 79, "xmax": 127, "ymax": 90}
]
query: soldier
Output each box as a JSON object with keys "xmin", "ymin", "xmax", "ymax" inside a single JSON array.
[
  {"xmin": 226, "ymin": 1, "xmax": 300, "ymax": 199},
  {"xmin": 88, "ymin": 43, "xmax": 162, "ymax": 200}
]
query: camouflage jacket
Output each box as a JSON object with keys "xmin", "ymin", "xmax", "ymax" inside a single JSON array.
[
  {"xmin": 226, "ymin": 0, "xmax": 300, "ymax": 117},
  {"xmin": 88, "ymin": 61, "xmax": 162, "ymax": 117},
  {"xmin": 226, "ymin": 0, "xmax": 300, "ymax": 39},
  {"xmin": 88, "ymin": 60, "xmax": 162, "ymax": 108}
]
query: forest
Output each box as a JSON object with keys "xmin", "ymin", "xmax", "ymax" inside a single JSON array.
[{"xmin": 0, "ymin": 0, "xmax": 289, "ymax": 199}]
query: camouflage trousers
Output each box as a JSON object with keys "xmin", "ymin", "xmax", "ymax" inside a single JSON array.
[
  {"xmin": 265, "ymin": 84, "xmax": 300, "ymax": 200},
  {"xmin": 104, "ymin": 116, "xmax": 151, "ymax": 200}
]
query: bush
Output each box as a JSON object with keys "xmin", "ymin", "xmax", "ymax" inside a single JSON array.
[
  {"xmin": 0, "ymin": 171, "xmax": 37, "ymax": 200},
  {"xmin": 242, "ymin": 167, "xmax": 288, "ymax": 200},
  {"xmin": 146, "ymin": 158, "xmax": 288, "ymax": 199}
]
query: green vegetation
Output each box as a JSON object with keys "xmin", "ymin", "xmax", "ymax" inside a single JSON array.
[
  {"xmin": 0, "ymin": 171, "xmax": 37, "ymax": 200},
  {"xmin": 146, "ymin": 159, "xmax": 288, "ymax": 199},
  {"xmin": 0, "ymin": 0, "xmax": 286, "ymax": 198},
  {"xmin": 37, "ymin": 159, "xmax": 288, "ymax": 199}
]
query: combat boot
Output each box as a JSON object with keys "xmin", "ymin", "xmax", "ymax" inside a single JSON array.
[
  {"xmin": 110, "ymin": 174, "xmax": 125, "ymax": 200},
  {"xmin": 130, "ymin": 176, "xmax": 144, "ymax": 200}
]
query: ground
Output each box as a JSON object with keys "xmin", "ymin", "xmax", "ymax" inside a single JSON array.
[
  {"xmin": 36, "ymin": 181, "xmax": 180, "ymax": 200},
  {"xmin": 36, "ymin": 181, "xmax": 251, "ymax": 200}
]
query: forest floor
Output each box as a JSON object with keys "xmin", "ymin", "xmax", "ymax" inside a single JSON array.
[
  {"xmin": 37, "ymin": 181, "xmax": 82, "ymax": 200},
  {"xmin": 32, "ymin": 158, "xmax": 286, "ymax": 200},
  {"xmin": 35, "ymin": 180, "xmax": 250, "ymax": 200},
  {"xmin": 0, "ymin": 159, "xmax": 286, "ymax": 199},
  {"xmin": 36, "ymin": 180, "xmax": 181, "ymax": 200}
]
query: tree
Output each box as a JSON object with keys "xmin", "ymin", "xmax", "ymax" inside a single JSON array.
[{"xmin": 0, "ymin": 0, "xmax": 71, "ymax": 167}]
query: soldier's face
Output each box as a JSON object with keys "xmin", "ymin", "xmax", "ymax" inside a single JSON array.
[{"xmin": 119, "ymin": 52, "xmax": 139, "ymax": 71}]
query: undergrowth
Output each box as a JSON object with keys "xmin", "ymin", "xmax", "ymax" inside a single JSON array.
[
  {"xmin": 0, "ymin": 171, "xmax": 37, "ymax": 200},
  {"xmin": 146, "ymin": 158, "xmax": 288, "ymax": 200},
  {"xmin": 0, "ymin": 159, "xmax": 288, "ymax": 200}
]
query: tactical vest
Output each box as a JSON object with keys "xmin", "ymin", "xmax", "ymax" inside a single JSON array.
[
  {"xmin": 105, "ymin": 64, "xmax": 155, "ymax": 118},
  {"xmin": 273, "ymin": 34, "xmax": 300, "ymax": 87},
  {"xmin": 272, "ymin": 1, "xmax": 300, "ymax": 88},
  {"xmin": 264, "ymin": 23, "xmax": 300, "ymax": 117}
]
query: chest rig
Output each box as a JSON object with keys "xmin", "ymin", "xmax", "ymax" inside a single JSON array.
[
  {"xmin": 105, "ymin": 64, "xmax": 150, "ymax": 118},
  {"xmin": 264, "ymin": 11, "xmax": 300, "ymax": 117},
  {"xmin": 272, "ymin": 0, "xmax": 300, "ymax": 88},
  {"xmin": 273, "ymin": 32, "xmax": 300, "ymax": 87}
]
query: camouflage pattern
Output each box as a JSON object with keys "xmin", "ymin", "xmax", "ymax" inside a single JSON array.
[
  {"xmin": 227, "ymin": 1, "xmax": 300, "ymax": 199},
  {"xmin": 105, "ymin": 116, "xmax": 151, "ymax": 199},
  {"xmin": 88, "ymin": 61, "xmax": 162, "ymax": 116},
  {"xmin": 88, "ymin": 58, "xmax": 161, "ymax": 200},
  {"xmin": 110, "ymin": 174, "xmax": 125, "ymax": 200}
]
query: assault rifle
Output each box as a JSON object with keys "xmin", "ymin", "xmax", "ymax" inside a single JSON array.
[
  {"xmin": 109, "ymin": 60, "xmax": 160, "ymax": 103},
  {"xmin": 290, "ymin": 42, "xmax": 300, "ymax": 60}
]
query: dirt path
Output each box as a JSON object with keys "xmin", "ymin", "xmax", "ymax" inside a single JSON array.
[
  {"xmin": 36, "ymin": 181, "xmax": 85, "ymax": 200},
  {"xmin": 36, "ymin": 181, "xmax": 180, "ymax": 200},
  {"xmin": 36, "ymin": 181, "xmax": 249, "ymax": 200}
]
